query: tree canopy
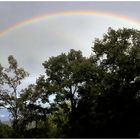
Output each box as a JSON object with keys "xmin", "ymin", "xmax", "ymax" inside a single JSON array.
[{"xmin": 0, "ymin": 28, "xmax": 140, "ymax": 138}]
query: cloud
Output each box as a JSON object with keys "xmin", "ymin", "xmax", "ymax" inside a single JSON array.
[{"xmin": 0, "ymin": 114, "xmax": 5, "ymax": 118}]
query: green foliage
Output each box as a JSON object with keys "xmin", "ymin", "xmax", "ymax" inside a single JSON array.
[
  {"xmin": 0, "ymin": 122, "xmax": 13, "ymax": 138},
  {"xmin": 1, "ymin": 28, "xmax": 140, "ymax": 138},
  {"xmin": 24, "ymin": 128, "xmax": 48, "ymax": 138},
  {"xmin": 43, "ymin": 49, "xmax": 86, "ymax": 113},
  {"xmin": 68, "ymin": 28, "xmax": 140, "ymax": 138}
]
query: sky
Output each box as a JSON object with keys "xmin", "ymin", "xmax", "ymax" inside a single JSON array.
[{"xmin": 0, "ymin": 1, "xmax": 140, "ymax": 121}]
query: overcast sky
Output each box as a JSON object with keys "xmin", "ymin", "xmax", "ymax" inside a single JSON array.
[{"xmin": 0, "ymin": 1, "xmax": 140, "ymax": 121}]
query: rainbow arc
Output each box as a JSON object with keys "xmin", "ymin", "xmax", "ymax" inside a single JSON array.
[{"xmin": 0, "ymin": 10, "xmax": 140, "ymax": 37}]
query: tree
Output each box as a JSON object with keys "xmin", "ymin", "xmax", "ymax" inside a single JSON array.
[
  {"xmin": 0, "ymin": 55, "xmax": 29, "ymax": 131},
  {"xmin": 66, "ymin": 28, "xmax": 140, "ymax": 138},
  {"xmin": 42, "ymin": 49, "xmax": 86, "ymax": 114},
  {"xmin": 42, "ymin": 49, "xmax": 100, "ymax": 138},
  {"xmin": 18, "ymin": 75, "xmax": 51, "ymax": 137},
  {"xmin": 1, "ymin": 27, "xmax": 140, "ymax": 138},
  {"xmin": 92, "ymin": 28, "xmax": 140, "ymax": 138},
  {"xmin": 0, "ymin": 121, "xmax": 13, "ymax": 138}
]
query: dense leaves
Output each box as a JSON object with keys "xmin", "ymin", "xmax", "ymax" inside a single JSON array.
[
  {"xmin": 0, "ymin": 121, "xmax": 13, "ymax": 138},
  {"xmin": 0, "ymin": 28, "xmax": 140, "ymax": 138},
  {"xmin": 69, "ymin": 28, "xmax": 140, "ymax": 138}
]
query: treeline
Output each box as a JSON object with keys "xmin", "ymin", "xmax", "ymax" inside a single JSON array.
[{"xmin": 0, "ymin": 28, "xmax": 140, "ymax": 138}]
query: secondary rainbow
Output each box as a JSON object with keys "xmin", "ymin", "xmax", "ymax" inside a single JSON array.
[{"xmin": 0, "ymin": 10, "xmax": 140, "ymax": 37}]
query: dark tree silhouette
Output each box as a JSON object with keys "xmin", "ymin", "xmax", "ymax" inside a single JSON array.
[{"xmin": 68, "ymin": 28, "xmax": 140, "ymax": 138}]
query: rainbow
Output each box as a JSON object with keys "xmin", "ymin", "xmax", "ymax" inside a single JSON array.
[{"xmin": 0, "ymin": 10, "xmax": 140, "ymax": 37}]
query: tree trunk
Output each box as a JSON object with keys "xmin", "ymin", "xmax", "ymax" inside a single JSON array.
[{"xmin": 69, "ymin": 86, "xmax": 75, "ymax": 114}]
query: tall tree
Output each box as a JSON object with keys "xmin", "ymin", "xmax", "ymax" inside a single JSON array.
[
  {"xmin": 0, "ymin": 55, "xmax": 29, "ymax": 131},
  {"xmin": 42, "ymin": 49, "xmax": 86, "ymax": 113},
  {"xmin": 92, "ymin": 28, "xmax": 140, "ymax": 138},
  {"xmin": 66, "ymin": 28, "xmax": 140, "ymax": 138},
  {"xmin": 19, "ymin": 75, "xmax": 49, "ymax": 130}
]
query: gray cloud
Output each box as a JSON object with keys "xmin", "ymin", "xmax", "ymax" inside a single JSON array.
[{"xmin": 0, "ymin": 15, "xmax": 139, "ymax": 77}]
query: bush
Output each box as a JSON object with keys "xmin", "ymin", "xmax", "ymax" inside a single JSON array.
[{"xmin": 0, "ymin": 122, "xmax": 13, "ymax": 138}]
